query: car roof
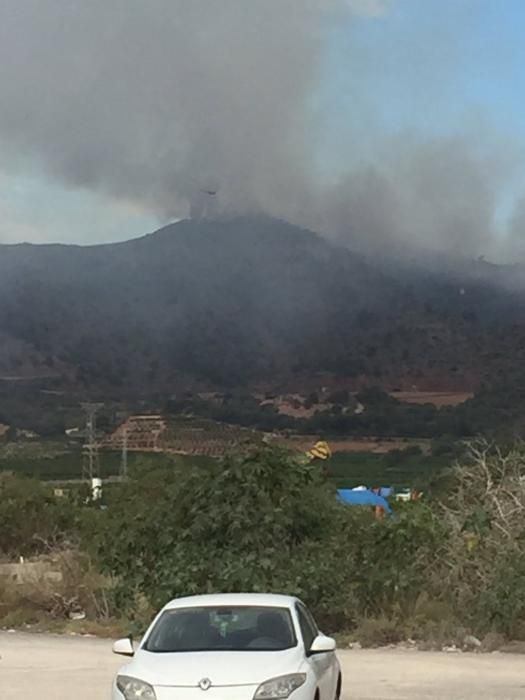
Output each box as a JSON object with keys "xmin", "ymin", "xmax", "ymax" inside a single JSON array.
[{"xmin": 163, "ymin": 593, "xmax": 300, "ymax": 610}]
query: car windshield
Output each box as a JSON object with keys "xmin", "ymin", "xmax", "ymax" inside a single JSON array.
[{"xmin": 144, "ymin": 605, "xmax": 297, "ymax": 653}]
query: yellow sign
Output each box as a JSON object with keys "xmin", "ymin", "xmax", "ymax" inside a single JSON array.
[{"xmin": 306, "ymin": 441, "xmax": 331, "ymax": 461}]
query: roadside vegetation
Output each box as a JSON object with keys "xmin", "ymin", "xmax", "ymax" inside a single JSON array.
[{"xmin": 2, "ymin": 442, "xmax": 525, "ymax": 650}]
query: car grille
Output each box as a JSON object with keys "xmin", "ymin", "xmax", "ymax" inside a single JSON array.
[{"xmin": 155, "ymin": 686, "xmax": 257, "ymax": 700}]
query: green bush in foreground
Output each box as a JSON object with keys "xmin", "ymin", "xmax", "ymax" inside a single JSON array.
[
  {"xmin": 0, "ymin": 473, "xmax": 78, "ymax": 557},
  {"xmin": 5, "ymin": 442, "xmax": 525, "ymax": 646},
  {"xmin": 83, "ymin": 447, "xmax": 447, "ymax": 632},
  {"xmin": 88, "ymin": 448, "xmax": 358, "ymax": 627}
]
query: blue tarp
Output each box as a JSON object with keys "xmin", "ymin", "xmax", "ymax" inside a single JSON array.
[
  {"xmin": 337, "ymin": 488, "xmax": 392, "ymax": 513},
  {"xmin": 378, "ymin": 487, "xmax": 394, "ymax": 498}
]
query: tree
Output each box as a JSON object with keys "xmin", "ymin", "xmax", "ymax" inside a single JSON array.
[
  {"xmin": 0, "ymin": 474, "xmax": 77, "ymax": 557},
  {"xmin": 438, "ymin": 441, "xmax": 525, "ymax": 636},
  {"xmin": 89, "ymin": 447, "xmax": 353, "ymax": 624}
]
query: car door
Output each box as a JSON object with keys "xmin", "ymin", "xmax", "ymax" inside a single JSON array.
[{"xmin": 296, "ymin": 603, "xmax": 336, "ymax": 700}]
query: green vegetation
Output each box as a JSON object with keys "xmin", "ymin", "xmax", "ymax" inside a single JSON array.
[
  {"xmin": 166, "ymin": 386, "xmax": 525, "ymax": 440},
  {"xmin": 3, "ymin": 443, "xmax": 525, "ymax": 649},
  {"xmin": 0, "ymin": 473, "xmax": 79, "ymax": 556},
  {"xmin": 0, "ymin": 439, "xmax": 213, "ymax": 482},
  {"xmin": 328, "ymin": 449, "xmax": 450, "ymax": 490},
  {"xmin": 0, "ymin": 385, "xmax": 87, "ymax": 437},
  {"xmin": 0, "ymin": 434, "xmax": 449, "ymax": 490},
  {"xmin": 0, "ymin": 440, "xmax": 84, "ymax": 480}
]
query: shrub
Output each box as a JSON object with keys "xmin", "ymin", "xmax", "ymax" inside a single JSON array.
[
  {"xmin": 0, "ymin": 474, "xmax": 77, "ymax": 557},
  {"xmin": 437, "ymin": 441, "xmax": 525, "ymax": 635},
  {"xmin": 7, "ymin": 440, "xmax": 525, "ymax": 646},
  {"xmin": 89, "ymin": 447, "xmax": 354, "ymax": 623},
  {"xmin": 354, "ymin": 617, "xmax": 403, "ymax": 648},
  {"xmin": 0, "ymin": 548, "xmax": 114, "ymax": 627}
]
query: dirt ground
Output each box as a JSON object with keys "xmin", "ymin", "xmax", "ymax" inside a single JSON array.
[
  {"xmin": 0, "ymin": 633, "xmax": 525, "ymax": 700},
  {"xmin": 1, "ymin": 632, "xmax": 525, "ymax": 699},
  {"xmin": 390, "ymin": 391, "xmax": 474, "ymax": 407},
  {"xmin": 281, "ymin": 436, "xmax": 431, "ymax": 454}
]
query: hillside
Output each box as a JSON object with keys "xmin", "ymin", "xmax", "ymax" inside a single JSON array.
[{"xmin": 0, "ymin": 215, "xmax": 524, "ymax": 393}]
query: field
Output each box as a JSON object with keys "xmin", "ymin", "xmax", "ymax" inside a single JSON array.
[
  {"xmin": 0, "ymin": 440, "xmax": 84, "ymax": 480},
  {"xmin": 279, "ymin": 435, "xmax": 432, "ymax": 454},
  {"xmin": 328, "ymin": 451, "xmax": 449, "ymax": 489},
  {"xmin": 0, "ymin": 440, "xmax": 170, "ymax": 481},
  {"xmin": 0, "ymin": 443, "xmax": 217, "ymax": 482},
  {"xmin": 0, "ymin": 433, "xmax": 449, "ymax": 491},
  {"xmin": 390, "ymin": 391, "xmax": 474, "ymax": 407},
  {"xmin": 103, "ymin": 416, "xmax": 262, "ymax": 458}
]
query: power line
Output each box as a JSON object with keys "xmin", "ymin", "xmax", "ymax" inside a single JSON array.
[{"xmin": 81, "ymin": 402, "xmax": 103, "ymax": 484}]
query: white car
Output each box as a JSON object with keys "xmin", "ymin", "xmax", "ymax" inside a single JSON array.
[{"xmin": 111, "ymin": 593, "xmax": 342, "ymax": 700}]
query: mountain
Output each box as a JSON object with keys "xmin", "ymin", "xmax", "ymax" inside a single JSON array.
[{"xmin": 0, "ymin": 215, "xmax": 524, "ymax": 393}]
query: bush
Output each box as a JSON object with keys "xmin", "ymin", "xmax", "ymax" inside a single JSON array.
[
  {"xmin": 354, "ymin": 617, "xmax": 403, "ymax": 648},
  {"xmin": 0, "ymin": 549, "xmax": 114, "ymax": 627},
  {"xmin": 89, "ymin": 447, "xmax": 355, "ymax": 624},
  {"xmin": 0, "ymin": 474, "xmax": 78, "ymax": 557},
  {"xmin": 7, "ymin": 440, "xmax": 525, "ymax": 646},
  {"xmin": 86, "ymin": 446, "xmax": 447, "ymax": 634},
  {"xmin": 437, "ymin": 441, "xmax": 525, "ymax": 636},
  {"xmin": 347, "ymin": 503, "xmax": 444, "ymax": 617}
]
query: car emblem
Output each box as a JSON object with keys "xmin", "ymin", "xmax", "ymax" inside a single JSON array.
[{"xmin": 199, "ymin": 678, "xmax": 212, "ymax": 691}]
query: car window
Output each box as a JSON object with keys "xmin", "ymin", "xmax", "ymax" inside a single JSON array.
[
  {"xmin": 144, "ymin": 606, "xmax": 297, "ymax": 653},
  {"xmin": 296, "ymin": 603, "xmax": 318, "ymax": 650},
  {"xmin": 302, "ymin": 604, "xmax": 319, "ymax": 634}
]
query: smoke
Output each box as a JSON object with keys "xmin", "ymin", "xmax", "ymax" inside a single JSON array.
[
  {"xmin": 0, "ymin": 0, "xmax": 331, "ymax": 219},
  {"xmin": 0, "ymin": 0, "xmax": 523, "ymax": 260},
  {"xmin": 309, "ymin": 132, "xmax": 521, "ymax": 260}
]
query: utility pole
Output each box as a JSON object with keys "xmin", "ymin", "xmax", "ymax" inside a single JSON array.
[
  {"xmin": 81, "ymin": 402, "xmax": 103, "ymax": 484},
  {"xmin": 120, "ymin": 426, "xmax": 128, "ymax": 480}
]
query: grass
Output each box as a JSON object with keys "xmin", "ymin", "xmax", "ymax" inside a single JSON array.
[
  {"xmin": 0, "ymin": 440, "xmax": 215, "ymax": 482},
  {"xmin": 0, "ymin": 440, "xmax": 84, "ymax": 480},
  {"xmin": 328, "ymin": 451, "xmax": 450, "ymax": 489}
]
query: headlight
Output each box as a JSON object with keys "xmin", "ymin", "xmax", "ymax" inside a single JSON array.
[
  {"xmin": 254, "ymin": 674, "xmax": 307, "ymax": 700},
  {"xmin": 116, "ymin": 675, "xmax": 156, "ymax": 700}
]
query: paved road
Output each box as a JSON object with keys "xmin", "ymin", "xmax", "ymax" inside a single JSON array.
[{"xmin": 1, "ymin": 632, "xmax": 525, "ymax": 699}]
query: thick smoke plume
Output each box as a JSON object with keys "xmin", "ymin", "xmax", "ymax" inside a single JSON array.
[
  {"xmin": 0, "ymin": 1, "xmax": 329, "ymax": 218},
  {"xmin": 0, "ymin": 0, "xmax": 521, "ymax": 260}
]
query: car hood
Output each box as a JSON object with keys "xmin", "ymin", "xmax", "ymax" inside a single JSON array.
[{"xmin": 123, "ymin": 648, "xmax": 304, "ymax": 687}]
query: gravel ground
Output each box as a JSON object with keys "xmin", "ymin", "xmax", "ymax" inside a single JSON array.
[{"xmin": 1, "ymin": 631, "xmax": 525, "ymax": 699}]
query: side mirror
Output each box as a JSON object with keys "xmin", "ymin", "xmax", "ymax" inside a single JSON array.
[
  {"xmin": 112, "ymin": 637, "xmax": 135, "ymax": 657},
  {"xmin": 309, "ymin": 634, "xmax": 336, "ymax": 655}
]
